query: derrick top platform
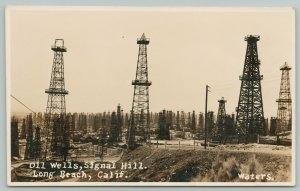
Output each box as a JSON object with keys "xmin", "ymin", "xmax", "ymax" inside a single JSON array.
[
  {"xmin": 244, "ymin": 35, "xmax": 260, "ymax": 42},
  {"xmin": 280, "ymin": 62, "xmax": 291, "ymax": 70},
  {"xmin": 218, "ymin": 97, "xmax": 227, "ymax": 103},
  {"xmin": 137, "ymin": 33, "xmax": 150, "ymax": 45},
  {"xmin": 51, "ymin": 39, "xmax": 67, "ymax": 52}
]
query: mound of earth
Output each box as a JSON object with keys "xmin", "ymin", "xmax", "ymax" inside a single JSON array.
[{"xmin": 82, "ymin": 145, "xmax": 291, "ymax": 182}]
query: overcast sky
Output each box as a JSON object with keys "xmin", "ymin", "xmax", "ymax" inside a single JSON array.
[{"xmin": 7, "ymin": 7, "xmax": 295, "ymax": 118}]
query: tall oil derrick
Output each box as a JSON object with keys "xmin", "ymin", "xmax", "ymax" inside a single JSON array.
[
  {"xmin": 87, "ymin": 114, "xmax": 94, "ymax": 132},
  {"xmin": 33, "ymin": 126, "xmax": 41, "ymax": 160},
  {"xmin": 106, "ymin": 112, "xmax": 111, "ymax": 129},
  {"xmin": 44, "ymin": 39, "xmax": 69, "ymax": 160},
  {"xmin": 172, "ymin": 112, "xmax": 176, "ymax": 130},
  {"xmin": 71, "ymin": 113, "xmax": 76, "ymax": 138},
  {"xmin": 149, "ymin": 112, "xmax": 154, "ymax": 128},
  {"xmin": 176, "ymin": 111, "xmax": 180, "ymax": 131},
  {"xmin": 99, "ymin": 113, "xmax": 108, "ymax": 142},
  {"xmin": 124, "ymin": 113, "xmax": 129, "ymax": 130},
  {"xmin": 11, "ymin": 117, "xmax": 19, "ymax": 158},
  {"xmin": 264, "ymin": 118, "xmax": 269, "ymax": 135},
  {"xmin": 181, "ymin": 111, "xmax": 187, "ymax": 138},
  {"xmin": 128, "ymin": 33, "xmax": 152, "ymax": 149},
  {"xmin": 216, "ymin": 97, "xmax": 227, "ymax": 140},
  {"xmin": 221, "ymin": 114, "xmax": 235, "ymax": 144},
  {"xmin": 20, "ymin": 118, "xmax": 26, "ymax": 139},
  {"xmin": 196, "ymin": 112, "xmax": 204, "ymax": 139},
  {"xmin": 24, "ymin": 114, "xmax": 34, "ymax": 160},
  {"xmin": 98, "ymin": 114, "xmax": 102, "ymax": 131},
  {"xmin": 206, "ymin": 111, "xmax": 215, "ymax": 139},
  {"xmin": 276, "ymin": 62, "xmax": 292, "ymax": 134},
  {"xmin": 157, "ymin": 110, "xmax": 170, "ymax": 140},
  {"xmin": 101, "ymin": 113, "xmax": 107, "ymax": 132},
  {"xmin": 93, "ymin": 114, "xmax": 101, "ymax": 133},
  {"xmin": 180, "ymin": 111, "xmax": 186, "ymax": 128},
  {"xmin": 37, "ymin": 112, "xmax": 43, "ymax": 126},
  {"xmin": 116, "ymin": 104, "xmax": 123, "ymax": 142},
  {"xmin": 127, "ymin": 110, "xmax": 135, "ymax": 149},
  {"xmin": 78, "ymin": 113, "xmax": 82, "ymax": 131},
  {"xmin": 109, "ymin": 111, "xmax": 117, "ymax": 145},
  {"xmin": 79, "ymin": 113, "xmax": 87, "ymax": 133},
  {"xmin": 71, "ymin": 113, "xmax": 77, "ymax": 130},
  {"xmin": 191, "ymin": 111, "xmax": 196, "ymax": 134},
  {"xmin": 166, "ymin": 111, "xmax": 174, "ymax": 130},
  {"xmin": 92, "ymin": 113, "xmax": 100, "ymax": 132},
  {"xmin": 33, "ymin": 113, "xmax": 37, "ymax": 127},
  {"xmin": 235, "ymin": 35, "xmax": 265, "ymax": 143},
  {"xmin": 269, "ymin": 117, "xmax": 277, "ymax": 136},
  {"xmin": 154, "ymin": 112, "xmax": 159, "ymax": 124},
  {"xmin": 187, "ymin": 112, "xmax": 191, "ymax": 130}
]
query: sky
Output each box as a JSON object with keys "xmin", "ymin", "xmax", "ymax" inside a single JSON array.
[{"xmin": 7, "ymin": 7, "xmax": 295, "ymax": 118}]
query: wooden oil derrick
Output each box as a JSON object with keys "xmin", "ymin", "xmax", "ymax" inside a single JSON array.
[
  {"xmin": 24, "ymin": 114, "xmax": 34, "ymax": 160},
  {"xmin": 235, "ymin": 35, "xmax": 266, "ymax": 143},
  {"xmin": 216, "ymin": 97, "xmax": 227, "ymax": 142},
  {"xmin": 276, "ymin": 62, "xmax": 292, "ymax": 134},
  {"xmin": 33, "ymin": 126, "xmax": 41, "ymax": 160},
  {"xmin": 116, "ymin": 104, "xmax": 123, "ymax": 142},
  {"xmin": 128, "ymin": 34, "xmax": 152, "ymax": 149},
  {"xmin": 157, "ymin": 110, "xmax": 170, "ymax": 140},
  {"xmin": 206, "ymin": 111, "xmax": 215, "ymax": 139},
  {"xmin": 44, "ymin": 39, "xmax": 69, "ymax": 160},
  {"xmin": 11, "ymin": 117, "xmax": 19, "ymax": 159},
  {"xmin": 191, "ymin": 111, "xmax": 196, "ymax": 134},
  {"xmin": 20, "ymin": 118, "xmax": 26, "ymax": 139},
  {"xmin": 176, "ymin": 111, "xmax": 180, "ymax": 131},
  {"xmin": 196, "ymin": 112, "xmax": 204, "ymax": 139}
]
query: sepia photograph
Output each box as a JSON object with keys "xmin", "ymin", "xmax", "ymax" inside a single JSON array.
[{"xmin": 6, "ymin": 6, "xmax": 295, "ymax": 186}]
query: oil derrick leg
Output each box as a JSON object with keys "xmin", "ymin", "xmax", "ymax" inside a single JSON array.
[
  {"xmin": 127, "ymin": 34, "xmax": 152, "ymax": 150},
  {"xmin": 44, "ymin": 39, "xmax": 69, "ymax": 160},
  {"xmin": 235, "ymin": 35, "xmax": 265, "ymax": 144}
]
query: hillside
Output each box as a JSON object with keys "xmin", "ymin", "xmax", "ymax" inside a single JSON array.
[{"xmin": 81, "ymin": 144, "xmax": 291, "ymax": 182}]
